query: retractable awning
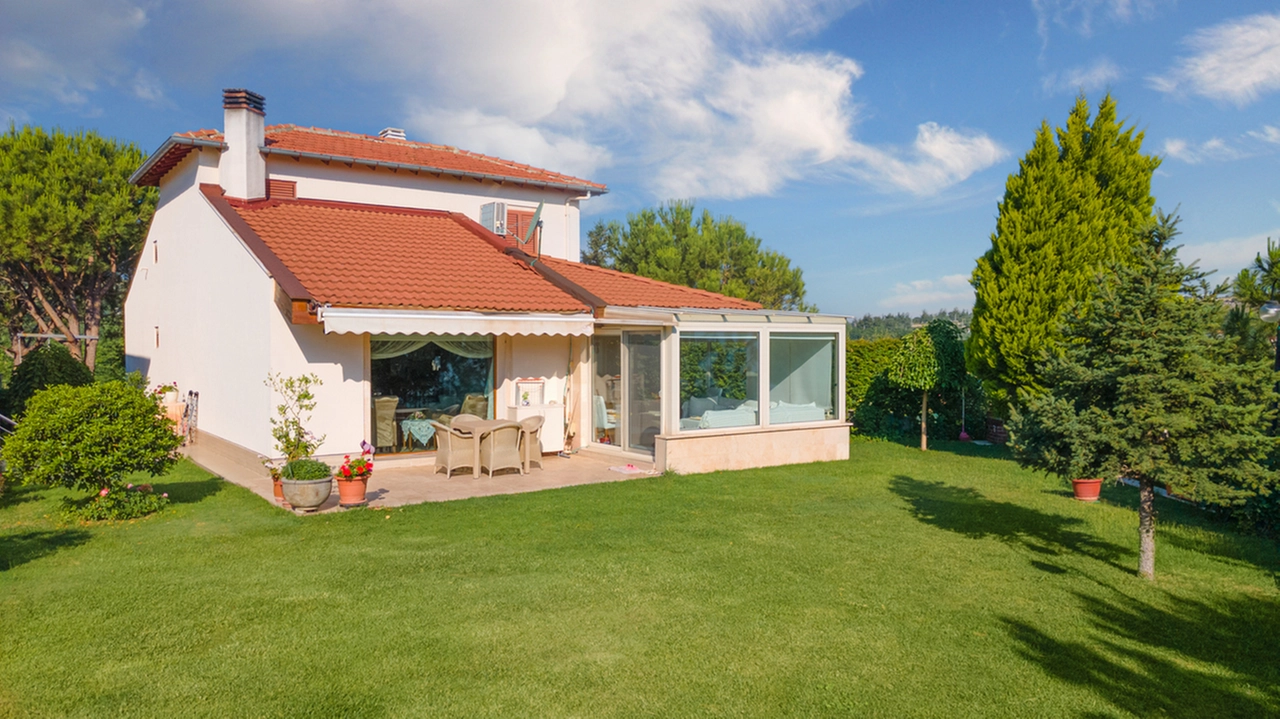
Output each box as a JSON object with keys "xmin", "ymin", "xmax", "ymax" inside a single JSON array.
[{"xmin": 319, "ymin": 307, "xmax": 595, "ymax": 337}]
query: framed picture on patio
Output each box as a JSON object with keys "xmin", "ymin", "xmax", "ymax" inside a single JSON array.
[{"xmin": 516, "ymin": 379, "xmax": 544, "ymax": 406}]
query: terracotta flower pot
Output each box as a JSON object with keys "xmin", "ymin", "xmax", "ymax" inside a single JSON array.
[
  {"xmin": 280, "ymin": 477, "xmax": 332, "ymax": 512},
  {"xmin": 1072, "ymin": 478, "xmax": 1103, "ymax": 502},
  {"xmin": 272, "ymin": 478, "xmax": 289, "ymax": 508},
  {"xmin": 337, "ymin": 476, "xmax": 369, "ymax": 508}
]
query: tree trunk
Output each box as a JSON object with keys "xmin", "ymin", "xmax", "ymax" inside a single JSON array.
[
  {"xmin": 920, "ymin": 390, "xmax": 928, "ymax": 451},
  {"xmin": 1138, "ymin": 478, "xmax": 1157, "ymax": 580}
]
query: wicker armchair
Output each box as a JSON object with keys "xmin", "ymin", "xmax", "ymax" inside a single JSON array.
[
  {"xmin": 479, "ymin": 422, "xmax": 523, "ymax": 478},
  {"xmin": 373, "ymin": 396, "xmax": 399, "ymax": 450},
  {"xmin": 430, "ymin": 419, "xmax": 473, "ymax": 477},
  {"xmin": 519, "ymin": 415, "xmax": 545, "ymax": 472}
]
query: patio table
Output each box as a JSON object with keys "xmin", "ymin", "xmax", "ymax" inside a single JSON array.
[
  {"xmin": 400, "ymin": 418, "xmax": 436, "ymax": 450},
  {"xmin": 450, "ymin": 417, "xmax": 520, "ymax": 478}
]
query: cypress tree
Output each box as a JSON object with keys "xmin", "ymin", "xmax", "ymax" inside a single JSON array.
[{"xmin": 969, "ymin": 94, "xmax": 1161, "ymax": 409}]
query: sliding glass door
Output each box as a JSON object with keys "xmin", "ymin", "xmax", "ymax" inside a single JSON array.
[{"xmin": 592, "ymin": 331, "xmax": 662, "ymax": 454}]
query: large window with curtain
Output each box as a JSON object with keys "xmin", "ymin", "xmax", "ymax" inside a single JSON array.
[
  {"xmin": 678, "ymin": 332, "xmax": 760, "ymax": 430},
  {"xmin": 768, "ymin": 333, "xmax": 838, "ymax": 424},
  {"xmin": 370, "ymin": 334, "xmax": 494, "ymax": 453}
]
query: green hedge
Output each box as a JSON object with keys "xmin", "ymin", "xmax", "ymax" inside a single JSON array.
[
  {"xmin": 847, "ymin": 337, "xmax": 987, "ymax": 441},
  {"xmin": 7, "ymin": 343, "xmax": 93, "ymax": 417}
]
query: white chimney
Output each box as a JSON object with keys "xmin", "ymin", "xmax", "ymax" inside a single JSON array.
[
  {"xmin": 379, "ymin": 127, "xmax": 406, "ymax": 141},
  {"xmin": 220, "ymin": 89, "xmax": 266, "ymax": 200}
]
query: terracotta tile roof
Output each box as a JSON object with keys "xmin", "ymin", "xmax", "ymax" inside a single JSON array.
[
  {"xmin": 537, "ymin": 257, "xmax": 762, "ymax": 310},
  {"xmin": 143, "ymin": 126, "xmax": 605, "ymax": 193},
  {"xmin": 218, "ymin": 194, "xmax": 589, "ymax": 313}
]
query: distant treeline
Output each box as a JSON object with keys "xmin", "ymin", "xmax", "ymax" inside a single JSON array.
[{"xmin": 847, "ymin": 309, "xmax": 971, "ymax": 340}]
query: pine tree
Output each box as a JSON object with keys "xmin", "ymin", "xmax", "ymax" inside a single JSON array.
[
  {"xmin": 1010, "ymin": 218, "xmax": 1278, "ymax": 580},
  {"xmin": 969, "ymin": 94, "xmax": 1161, "ymax": 410}
]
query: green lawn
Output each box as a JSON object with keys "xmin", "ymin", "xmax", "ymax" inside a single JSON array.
[{"xmin": 2, "ymin": 440, "xmax": 1277, "ymax": 717}]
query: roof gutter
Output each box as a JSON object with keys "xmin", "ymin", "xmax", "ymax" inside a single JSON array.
[
  {"xmin": 129, "ymin": 135, "xmax": 227, "ymax": 185},
  {"xmin": 261, "ymin": 146, "xmax": 608, "ymax": 196}
]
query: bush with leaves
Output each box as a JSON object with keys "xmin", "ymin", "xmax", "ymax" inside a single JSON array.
[
  {"xmin": 282, "ymin": 458, "xmax": 332, "ymax": 481},
  {"xmin": 61, "ymin": 482, "xmax": 169, "ymax": 522},
  {"xmin": 6, "ymin": 342, "xmax": 93, "ymax": 416},
  {"xmin": 846, "ymin": 337, "xmax": 900, "ymax": 419},
  {"xmin": 1, "ymin": 381, "xmax": 182, "ymax": 518}
]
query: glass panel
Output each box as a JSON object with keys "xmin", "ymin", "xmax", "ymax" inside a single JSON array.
[
  {"xmin": 679, "ymin": 332, "xmax": 760, "ymax": 431},
  {"xmin": 769, "ymin": 333, "xmax": 837, "ymax": 424},
  {"xmin": 592, "ymin": 336, "xmax": 621, "ymax": 446},
  {"xmin": 370, "ymin": 334, "xmax": 494, "ymax": 453},
  {"xmin": 626, "ymin": 332, "xmax": 662, "ymax": 452}
]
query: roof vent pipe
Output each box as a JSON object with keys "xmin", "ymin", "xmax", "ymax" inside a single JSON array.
[
  {"xmin": 220, "ymin": 88, "xmax": 267, "ymax": 200},
  {"xmin": 379, "ymin": 127, "xmax": 406, "ymax": 141}
]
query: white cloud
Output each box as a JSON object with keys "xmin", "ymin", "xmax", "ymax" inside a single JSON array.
[
  {"xmin": 0, "ymin": 0, "xmax": 148, "ymax": 106},
  {"xmin": 407, "ymin": 108, "xmax": 613, "ymax": 181},
  {"xmin": 1162, "ymin": 137, "xmax": 1247, "ymax": 164},
  {"xmin": 1249, "ymin": 125, "xmax": 1280, "ymax": 145},
  {"xmin": 1032, "ymin": 0, "xmax": 1163, "ymax": 45},
  {"xmin": 1041, "ymin": 58, "xmax": 1122, "ymax": 95},
  {"xmin": 1, "ymin": 0, "xmax": 1008, "ymax": 200},
  {"xmin": 1150, "ymin": 13, "xmax": 1280, "ymax": 106},
  {"xmin": 1181, "ymin": 228, "xmax": 1280, "ymax": 276},
  {"xmin": 879, "ymin": 273, "xmax": 974, "ymax": 312}
]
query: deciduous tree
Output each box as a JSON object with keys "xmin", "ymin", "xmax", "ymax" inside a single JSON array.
[
  {"xmin": 584, "ymin": 200, "xmax": 816, "ymax": 311},
  {"xmin": 0, "ymin": 126, "xmax": 156, "ymax": 371},
  {"xmin": 969, "ymin": 94, "xmax": 1161, "ymax": 410},
  {"xmin": 888, "ymin": 319, "xmax": 966, "ymax": 451}
]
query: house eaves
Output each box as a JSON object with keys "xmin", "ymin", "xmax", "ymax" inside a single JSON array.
[
  {"xmin": 261, "ymin": 146, "xmax": 609, "ymax": 196},
  {"xmin": 130, "ymin": 135, "xmax": 227, "ymax": 186}
]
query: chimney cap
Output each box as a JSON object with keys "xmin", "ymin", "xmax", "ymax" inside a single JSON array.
[
  {"xmin": 379, "ymin": 127, "xmax": 407, "ymax": 141},
  {"xmin": 223, "ymin": 88, "xmax": 265, "ymax": 114}
]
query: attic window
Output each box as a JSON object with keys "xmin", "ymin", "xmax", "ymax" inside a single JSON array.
[
  {"xmin": 267, "ymin": 179, "xmax": 297, "ymax": 199},
  {"xmin": 507, "ymin": 208, "xmax": 535, "ymax": 240}
]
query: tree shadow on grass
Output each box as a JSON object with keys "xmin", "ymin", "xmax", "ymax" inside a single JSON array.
[
  {"xmin": 150, "ymin": 477, "xmax": 225, "ymax": 505},
  {"xmin": 1, "ymin": 528, "xmax": 92, "ymax": 571},
  {"xmin": 1002, "ymin": 589, "xmax": 1280, "ymax": 718},
  {"xmin": 889, "ymin": 475, "xmax": 1133, "ymax": 571},
  {"xmin": 0, "ymin": 483, "xmax": 46, "ymax": 510}
]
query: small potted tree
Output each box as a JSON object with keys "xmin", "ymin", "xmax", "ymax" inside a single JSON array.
[
  {"xmin": 336, "ymin": 441, "xmax": 375, "ymax": 507},
  {"xmin": 266, "ymin": 373, "xmax": 331, "ymax": 512}
]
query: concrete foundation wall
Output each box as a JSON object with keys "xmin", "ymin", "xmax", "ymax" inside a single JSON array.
[{"xmin": 655, "ymin": 424, "xmax": 850, "ymax": 474}]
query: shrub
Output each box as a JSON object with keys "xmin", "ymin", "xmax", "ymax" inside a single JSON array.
[
  {"xmin": 847, "ymin": 337, "xmax": 901, "ymax": 419},
  {"xmin": 266, "ymin": 373, "xmax": 325, "ymax": 462},
  {"xmin": 7, "ymin": 342, "xmax": 93, "ymax": 416},
  {"xmin": 282, "ymin": 458, "xmax": 332, "ymax": 481},
  {"xmin": 1, "ymin": 381, "xmax": 182, "ymax": 498},
  {"xmin": 60, "ymin": 482, "xmax": 169, "ymax": 522}
]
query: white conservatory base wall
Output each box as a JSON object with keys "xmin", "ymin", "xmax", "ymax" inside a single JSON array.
[{"xmin": 654, "ymin": 423, "xmax": 851, "ymax": 474}]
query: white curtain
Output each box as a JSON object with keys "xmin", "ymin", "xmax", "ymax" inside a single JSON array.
[
  {"xmin": 370, "ymin": 334, "xmax": 494, "ymax": 360},
  {"xmin": 370, "ymin": 338, "xmax": 430, "ymax": 360},
  {"xmin": 769, "ymin": 335, "xmax": 835, "ymax": 409}
]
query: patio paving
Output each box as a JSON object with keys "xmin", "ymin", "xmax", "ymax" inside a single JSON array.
[{"xmin": 182, "ymin": 431, "xmax": 658, "ymax": 512}]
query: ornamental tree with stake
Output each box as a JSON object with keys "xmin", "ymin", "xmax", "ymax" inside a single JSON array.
[
  {"xmin": 1010, "ymin": 216, "xmax": 1278, "ymax": 580},
  {"xmin": 888, "ymin": 319, "xmax": 966, "ymax": 451}
]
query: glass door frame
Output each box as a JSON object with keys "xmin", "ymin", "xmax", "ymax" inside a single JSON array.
[{"xmin": 591, "ymin": 328, "xmax": 665, "ymax": 456}]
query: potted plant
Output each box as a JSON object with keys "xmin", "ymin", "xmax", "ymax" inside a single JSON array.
[
  {"xmin": 336, "ymin": 441, "xmax": 374, "ymax": 507},
  {"xmin": 280, "ymin": 458, "xmax": 333, "ymax": 510},
  {"xmin": 265, "ymin": 373, "xmax": 330, "ymax": 512},
  {"xmin": 1071, "ymin": 477, "xmax": 1104, "ymax": 502}
]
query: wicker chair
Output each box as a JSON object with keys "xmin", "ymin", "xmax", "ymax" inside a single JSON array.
[
  {"xmin": 479, "ymin": 422, "xmax": 524, "ymax": 478},
  {"xmin": 519, "ymin": 415, "xmax": 545, "ymax": 472},
  {"xmin": 430, "ymin": 419, "xmax": 473, "ymax": 477},
  {"xmin": 459, "ymin": 393, "xmax": 489, "ymax": 419}
]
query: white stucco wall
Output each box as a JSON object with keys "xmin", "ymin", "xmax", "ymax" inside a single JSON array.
[
  {"xmin": 264, "ymin": 158, "xmax": 588, "ymax": 262},
  {"xmin": 125, "ymin": 148, "xmax": 276, "ymax": 455},
  {"xmin": 268, "ymin": 321, "xmax": 368, "ymax": 460}
]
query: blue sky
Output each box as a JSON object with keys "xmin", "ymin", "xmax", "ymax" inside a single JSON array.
[{"xmin": 2, "ymin": 1, "xmax": 1278, "ymax": 316}]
